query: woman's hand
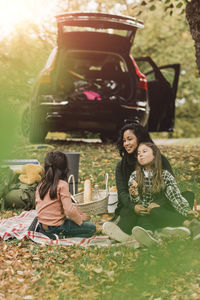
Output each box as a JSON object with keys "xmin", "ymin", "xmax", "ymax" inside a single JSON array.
[
  {"xmin": 134, "ymin": 204, "xmax": 149, "ymax": 216},
  {"xmin": 81, "ymin": 213, "xmax": 91, "ymax": 221},
  {"xmin": 187, "ymin": 210, "xmax": 199, "ymax": 218},
  {"xmin": 148, "ymin": 203, "xmax": 160, "ymax": 213}
]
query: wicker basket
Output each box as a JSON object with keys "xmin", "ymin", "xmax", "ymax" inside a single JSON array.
[{"xmin": 68, "ymin": 174, "xmax": 109, "ymax": 215}]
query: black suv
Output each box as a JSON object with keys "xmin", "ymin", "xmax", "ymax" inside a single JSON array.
[{"xmin": 22, "ymin": 12, "xmax": 180, "ymax": 143}]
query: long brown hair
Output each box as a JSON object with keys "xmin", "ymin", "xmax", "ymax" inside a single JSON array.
[
  {"xmin": 39, "ymin": 151, "xmax": 69, "ymax": 200},
  {"xmin": 136, "ymin": 142, "xmax": 165, "ymax": 194}
]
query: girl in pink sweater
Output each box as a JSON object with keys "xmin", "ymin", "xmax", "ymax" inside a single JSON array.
[{"xmin": 36, "ymin": 150, "xmax": 96, "ymax": 239}]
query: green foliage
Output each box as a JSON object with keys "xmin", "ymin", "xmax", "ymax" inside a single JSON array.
[
  {"xmin": 136, "ymin": 0, "xmax": 187, "ymax": 16},
  {"xmin": 132, "ymin": 3, "xmax": 199, "ymax": 97},
  {"xmin": 1, "ymin": 0, "xmax": 200, "ymax": 138},
  {"xmin": 0, "ymin": 21, "xmax": 56, "ymax": 105},
  {"xmin": 0, "ymin": 21, "xmax": 57, "ymax": 158},
  {"xmin": 0, "ymin": 101, "xmax": 19, "ymax": 160},
  {"xmin": 130, "ymin": 3, "xmax": 200, "ymax": 137}
]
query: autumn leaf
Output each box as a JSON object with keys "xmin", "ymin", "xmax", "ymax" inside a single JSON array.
[{"xmin": 0, "ymin": 142, "xmax": 200, "ymax": 299}]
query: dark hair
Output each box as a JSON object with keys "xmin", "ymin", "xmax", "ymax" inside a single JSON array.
[
  {"xmin": 136, "ymin": 142, "xmax": 165, "ymax": 194},
  {"xmin": 117, "ymin": 123, "xmax": 154, "ymax": 156},
  {"xmin": 39, "ymin": 151, "xmax": 69, "ymax": 200}
]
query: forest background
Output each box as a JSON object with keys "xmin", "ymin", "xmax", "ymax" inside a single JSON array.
[
  {"xmin": 0, "ymin": 0, "xmax": 200, "ymax": 159},
  {"xmin": 1, "ymin": 2, "xmax": 200, "ymax": 298}
]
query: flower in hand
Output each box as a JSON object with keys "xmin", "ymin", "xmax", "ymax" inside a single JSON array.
[{"xmin": 129, "ymin": 180, "xmax": 139, "ymax": 197}]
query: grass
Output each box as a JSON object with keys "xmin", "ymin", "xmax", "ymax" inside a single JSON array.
[
  {"xmin": 1, "ymin": 136, "xmax": 200, "ymax": 299},
  {"xmin": 106, "ymin": 240, "xmax": 200, "ymax": 299}
]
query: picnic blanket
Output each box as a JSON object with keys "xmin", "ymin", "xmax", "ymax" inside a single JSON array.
[{"xmin": 0, "ymin": 210, "xmax": 140, "ymax": 248}]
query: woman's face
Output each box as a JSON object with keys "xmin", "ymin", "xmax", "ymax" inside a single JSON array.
[
  {"xmin": 137, "ymin": 144, "xmax": 154, "ymax": 168},
  {"xmin": 123, "ymin": 130, "xmax": 138, "ymax": 154}
]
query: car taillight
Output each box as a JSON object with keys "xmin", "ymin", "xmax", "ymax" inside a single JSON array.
[
  {"xmin": 137, "ymin": 77, "xmax": 148, "ymax": 90},
  {"xmin": 131, "ymin": 57, "xmax": 148, "ymax": 90}
]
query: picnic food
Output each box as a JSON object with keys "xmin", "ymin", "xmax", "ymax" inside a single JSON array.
[
  {"xmin": 83, "ymin": 179, "xmax": 92, "ymax": 203},
  {"xmin": 129, "ymin": 179, "xmax": 139, "ymax": 197}
]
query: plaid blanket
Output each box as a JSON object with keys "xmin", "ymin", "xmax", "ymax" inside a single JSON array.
[{"xmin": 0, "ymin": 210, "xmax": 140, "ymax": 248}]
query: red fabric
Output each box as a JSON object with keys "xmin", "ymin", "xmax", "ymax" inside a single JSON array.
[
  {"xmin": 82, "ymin": 91, "xmax": 102, "ymax": 101},
  {"xmin": 0, "ymin": 210, "xmax": 140, "ymax": 248}
]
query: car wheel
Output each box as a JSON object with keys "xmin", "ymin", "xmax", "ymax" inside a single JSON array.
[
  {"xmin": 21, "ymin": 106, "xmax": 31, "ymax": 137},
  {"xmin": 29, "ymin": 113, "xmax": 47, "ymax": 144}
]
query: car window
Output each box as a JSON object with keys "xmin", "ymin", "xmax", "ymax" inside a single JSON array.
[
  {"xmin": 146, "ymin": 72, "xmax": 156, "ymax": 81},
  {"xmin": 159, "ymin": 68, "xmax": 175, "ymax": 87},
  {"xmin": 135, "ymin": 60, "xmax": 155, "ymax": 81},
  {"xmin": 62, "ymin": 26, "xmax": 128, "ymax": 37}
]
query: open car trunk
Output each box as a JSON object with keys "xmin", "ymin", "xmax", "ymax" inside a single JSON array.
[
  {"xmin": 56, "ymin": 12, "xmax": 144, "ymax": 52},
  {"xmin": 33, "ymin": 13, "xmax": 144, "ymax": 136},
  {"xmin": 40, "ymin": 49, "xmax": 137, "ymax": 133}
]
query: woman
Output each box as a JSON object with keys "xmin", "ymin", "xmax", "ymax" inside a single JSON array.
[{"xmin": 103, "ymin": 123, "xmax": 194, "ymax": 243}]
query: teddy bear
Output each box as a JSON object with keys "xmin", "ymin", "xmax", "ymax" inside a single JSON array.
[{"xmin": 15, "ymin": 164, "xmax": 44, "ymax": 185}]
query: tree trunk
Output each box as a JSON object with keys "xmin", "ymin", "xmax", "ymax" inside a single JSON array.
[{"xmin": 186, "ymin": 0, "xmax": 200, "ymax": 75}]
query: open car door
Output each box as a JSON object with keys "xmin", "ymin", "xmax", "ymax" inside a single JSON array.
[{"xmin": 135, "ymin": 57, "xmax": 180, "ymax": 132}]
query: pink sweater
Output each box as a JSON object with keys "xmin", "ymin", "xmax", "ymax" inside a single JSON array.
[{"xmin": 36, "ymin": 180, "xmax": 82, "ymax": 226}]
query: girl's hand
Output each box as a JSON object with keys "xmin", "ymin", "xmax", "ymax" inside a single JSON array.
[
  {"xmin": 134, "ymin": 204, "xmax": 149, "ymax": 216},
  {"xmin": 187, "ymin": 210, "xmax": 199, "ymax": 218},
  {"xmin": 81, "ymin": 213, "xmax": 91, "ymax": 221},
  {"xmin": 148, "ymin": 203, "xmax": 160, "ymax": 212},
  {"xmin": 129, "ymin": 185, "xmax": 139, "ymax": 197}
]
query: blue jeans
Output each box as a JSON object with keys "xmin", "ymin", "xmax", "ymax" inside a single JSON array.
[{"xmin": 39, "ymin": 219, "xmax": 96, "ymax": 238}]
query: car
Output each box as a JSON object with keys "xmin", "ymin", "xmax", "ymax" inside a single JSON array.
[{"xmin": 22, "ymin": 12, "xmax": 180, "ymax": 143}]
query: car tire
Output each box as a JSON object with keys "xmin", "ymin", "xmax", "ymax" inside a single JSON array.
[
  {"xmin": 29, "ymin": 113, "xmax": 47, "ymax": 144},
  {"xmin": 21, "ymin": 106, "xmax": 31, "ymax": 138}
]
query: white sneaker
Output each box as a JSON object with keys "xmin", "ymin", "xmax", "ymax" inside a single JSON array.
[
  {"xmin": 193, "ymin": 233, "xmax": 200, "ymax": 240},
  {"xmin": 157, "ymin": 226, "xmax": 191, "ymax": 239},
  {"xmin": 132, "ymin": 226, "xmax": 159, "ymax": 247},
  {"xmin": 102, "ymin": 222, "xmax": 131, "ymax": 243}
]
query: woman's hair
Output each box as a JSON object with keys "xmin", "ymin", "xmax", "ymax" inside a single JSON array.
[
  {"xmin": 39, "ymin": 150, "xmax": 69, "ymax": 200},
  {"xmin": 136, "ymin": 142, "xmax": 165, "ymax": 194},
  {"xmin": 117, "ymin": 123, "xmax": 154, "ymax": 156}
]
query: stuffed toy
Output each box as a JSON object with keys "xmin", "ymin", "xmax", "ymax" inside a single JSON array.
[{"xmin": 15, "ymin": 164, "xmax": 44, "ymax": 185}]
